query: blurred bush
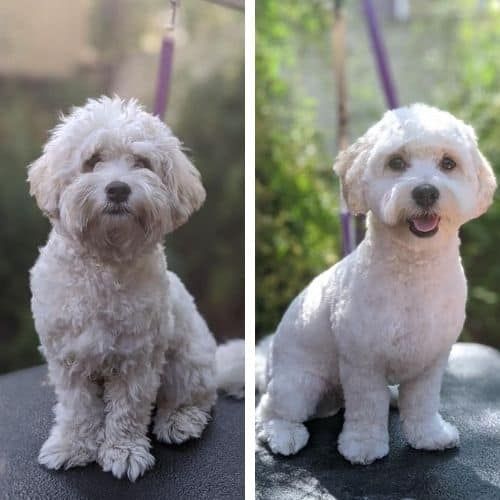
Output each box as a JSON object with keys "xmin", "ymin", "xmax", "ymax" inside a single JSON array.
[
  {"xmin": 256, "ymin": 1, "xmax": 340, "ymax": 335},
  {"xmin": 449, "ymin": 8, "xmax": 500, "ymax": 348},
  {"xmin": 0, "ymin": 0, "xmax": 243, "ymax": 374},
  {"xmin": 166, "ymin": 66, "xmax": 244, "ymax": 339},
  {"xmin": 256, "ymin": 0, "xmax": 500, "ymax": 350}
]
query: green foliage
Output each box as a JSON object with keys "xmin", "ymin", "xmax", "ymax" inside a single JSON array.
[
  {"xmin": 448, "ymin": 7, "xmax": 500, "ymax": 347},
  {"xmin": 256, "ymin": 0, "xmax": 340, "ymax": 336}
]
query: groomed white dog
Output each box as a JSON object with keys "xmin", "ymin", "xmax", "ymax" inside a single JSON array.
[
  {"xmin": 256, "ymin": 104, "xmax": 496, "ymax": 464},
  {"xmin": 28, "ymin": 96, "xmax": 244, "ymax": 481}
]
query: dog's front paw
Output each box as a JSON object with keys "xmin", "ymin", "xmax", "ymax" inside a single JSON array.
[
  {"xmin": 98, "ymin": 438, "xmax": 154, "ymax": 481},
  {"xmin": 39, "ymin": 432, "xmax": 97, "ymax": 470},
  {"xmin": 154, "ymin": 405, "xmax": 211, "ymax": 445},
  {"xmin": 338, "ymin": 428, "xmax": 389, "ymax": 465},
  {"xmin": 256, "ymin": 418, "xmax": 309, "ymax": 456},
  {"xmin": 403, "ymin": 414, "xmax": 459, "ymax": 451}
]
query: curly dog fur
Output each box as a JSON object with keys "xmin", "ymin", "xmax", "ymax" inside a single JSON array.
[{"xmin": 29, "ymin": 96, "xmax": 244, "ymax": 481}]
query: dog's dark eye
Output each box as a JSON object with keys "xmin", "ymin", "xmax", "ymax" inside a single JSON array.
[
  {"xmin": 134, "ymin": 157, "xmax": 152, "ymax": 170},
  {"xmin": 440, "ymin": 155, "xmax": 456, "ymax": 171},
  {"xmin": 84, "ymin": 153, "xmax": 102, "ymax": 172},
  {"xmin": 388, "ymin": 156, "xmax": 407, "ymax": 171}
]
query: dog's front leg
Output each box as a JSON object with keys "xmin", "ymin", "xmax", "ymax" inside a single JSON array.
[
  {"xmin": 338, "ymin": 361, "xmax": 390, "ymax": 464},
  {"xmin": 39, "ymin": 364, "xmax": 104, "ymax": 470},
  {"xmin": 97, "ymin": 366, "xmax": 161, "ymax": 481},
  {"xmin": 399, "ymin": 352, "xmax": 459, "ymax": 450}
]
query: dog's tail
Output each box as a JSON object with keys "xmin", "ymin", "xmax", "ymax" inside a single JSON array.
[
  {"xmin": 216, "ymin": 339, "xmax": 245, "ymax": 399},
  {"xmin": 255, "ymin": 334, "xmax": 273, "ymax": 394}
]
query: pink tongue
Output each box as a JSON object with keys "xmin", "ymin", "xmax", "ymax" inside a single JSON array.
[{"xmin": 412, "ymin": 214, "xmax": 439, "ymax": 232}]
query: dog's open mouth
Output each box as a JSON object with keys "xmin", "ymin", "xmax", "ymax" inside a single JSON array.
[{"xmin": 407, "ymin": 213, "xmax": 440, "ymax": 238}]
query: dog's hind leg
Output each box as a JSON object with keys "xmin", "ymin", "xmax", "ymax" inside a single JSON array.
[
  {"xmin": 153, "ymin": 346, "xmax": 217, "ymax": 445},
  {"xmin": 153, "ymin": 271, "xmax": 217, "ymax": 445},
  {"xmin": 256, "ymin": 268, "xmax": 338, "ymax": 456},
  {"xmin": 256, "ymin": 371, "xmax": 329, "ymax": 456}
]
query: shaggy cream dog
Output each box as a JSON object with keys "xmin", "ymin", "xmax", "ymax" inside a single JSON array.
[
  {"xmin": 28, "ymin": 96, "xmax": 244, "ymax": 481},
  {"xmin": 256, "ymin": 104, "xmax": 496, "ymax": 464}
]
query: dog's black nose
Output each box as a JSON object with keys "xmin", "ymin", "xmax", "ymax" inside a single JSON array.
[
  {"xmin": 106, "ymin": 181, "xmax": 131, "ymax": 203},
  {"xmin": 412, "ymin": 183, "xmax": 439, "ymax": 208}
]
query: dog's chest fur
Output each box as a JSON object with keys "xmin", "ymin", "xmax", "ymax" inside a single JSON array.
[
  {"xmin": 332, "ymin": 238, "xmax": 467, "ymax": 383},
  {"xmin": 30, "ymin": 231, "xmax": 171, "ymax": 373}
]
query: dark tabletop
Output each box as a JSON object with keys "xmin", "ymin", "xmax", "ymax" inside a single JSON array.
[
  {"xmin": 256, "ymin": 343, "xmax": 500, "ymax": 500},
  {"xmin": 0, "ymin": 364, "xmax": 244, "ymax": 500}
]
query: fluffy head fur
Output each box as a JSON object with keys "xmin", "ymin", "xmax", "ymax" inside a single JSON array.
[
  {"xmin": 334, "ymin": 104, "xmax": 496, "ymax": 240},
  {"xmin": 28, "ymin": 96, "xmax": 205, "ymax": 261}
]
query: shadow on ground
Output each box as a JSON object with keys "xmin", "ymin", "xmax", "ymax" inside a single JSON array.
[{"xmin": 256, "ymin": 343, "xmax": 500, "ymax": 500}]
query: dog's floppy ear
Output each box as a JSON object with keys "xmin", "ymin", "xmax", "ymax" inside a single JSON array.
[
  {"xmin": 473, "ymin": 148, "xmax": 496, "ymax": 218},
  {"xmin": 161, "ymin": 145, "xmax": 206, "ymax": 232},
  {"xmin": 27, "ymin": 151, "xmax": 63, "ymax": 219},
  {"xmin": 333, "ymin": 131, "xmax": 375, "ymax": 215},
  {"xmin": 465, "ymin": 126, "xmax": 497, "ymax": 218}
]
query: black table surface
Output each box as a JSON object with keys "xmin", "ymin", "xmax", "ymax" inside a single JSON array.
[
  {"xmin": 256, "ymin": 343, "xmax": 500, "ymax": 500},
  {"xmin": 0, "ymin": 364, "xmax": 244, "ymax": 500}
]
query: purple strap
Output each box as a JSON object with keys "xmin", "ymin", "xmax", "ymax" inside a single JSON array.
[
  {"xmin": 153, "ymin": 36, "xmax": 175, "ymax": 119},
  {"xmin": 362, "ymin": 0, "xmax": 399, "ymax": 109}
]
